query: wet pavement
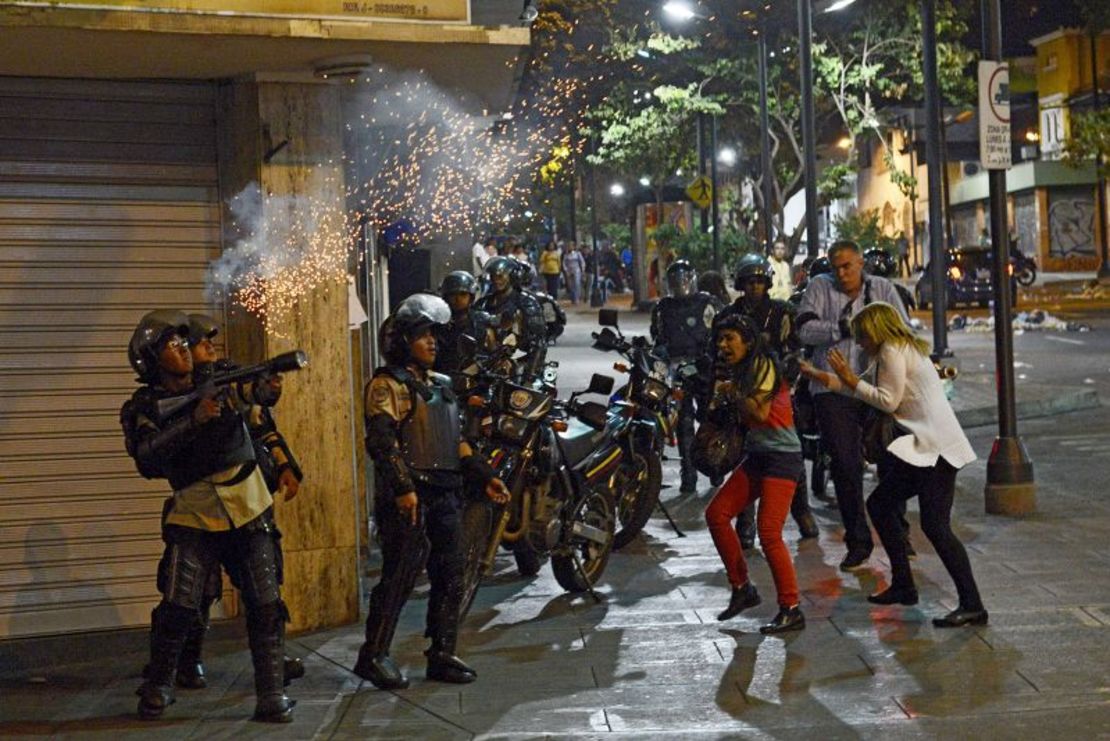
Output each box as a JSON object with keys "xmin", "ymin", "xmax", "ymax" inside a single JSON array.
[{"xmin": 2, "ymin": 300, "xmax": 1108, "ymax": 739}]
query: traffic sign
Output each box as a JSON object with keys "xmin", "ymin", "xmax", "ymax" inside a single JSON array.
[
  {"xmin": 978, "ymin": 60, "xmax": 1012, "ymax": 170},
  {"xmin": 686, "ymin": 176, "xmax": 713, "ymax": 209}
]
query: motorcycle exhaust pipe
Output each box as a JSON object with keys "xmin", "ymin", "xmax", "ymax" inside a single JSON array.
[{"xmin": 481, "ymin": 490, "xmax": 531, "ymax": 569}]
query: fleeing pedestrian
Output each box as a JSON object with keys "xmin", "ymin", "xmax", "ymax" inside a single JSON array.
[{"xmin": 800, "ymin": 302, "xmax": 987, "ymax": 628}]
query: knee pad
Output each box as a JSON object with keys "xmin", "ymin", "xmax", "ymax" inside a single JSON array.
[{"xmin": 158, "ymin": 543, "xmax": 213, "ymax": 611}]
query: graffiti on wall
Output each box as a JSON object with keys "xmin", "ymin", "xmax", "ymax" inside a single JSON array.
[
  {"xmin": 1013, "ymin": 194, "xmax": 1037, "ymax": 258},
  {"xmin": 1048, "ymin": 196, "xmax": 1095, "ymax": 258}
]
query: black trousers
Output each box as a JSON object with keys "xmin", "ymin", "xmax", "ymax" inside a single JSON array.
[
  {"xmin": 365, "ymin": 483, "xmax": 465, "ymax": 653},
  {"xmin": 676, "ymin": 393, "xmax": 698, "ymax": 490},
  {"xmin": 813, "ymin": 392, "xmax": 906, "ymax": 552},
  {"xmin": 867, "ymin": 454, "xmax": 984, "ymax": 611}
]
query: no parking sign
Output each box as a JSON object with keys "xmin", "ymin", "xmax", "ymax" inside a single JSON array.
[{"xmin": 978, "ymin": 60, "xmax": 1012, "ymax": 169}]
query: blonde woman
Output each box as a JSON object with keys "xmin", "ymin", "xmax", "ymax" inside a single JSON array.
[{"xmin": 800, "ymin": 302, "xmax": 986, "ymax": 628}]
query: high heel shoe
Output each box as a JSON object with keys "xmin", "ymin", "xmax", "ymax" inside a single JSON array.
[
  {"xmin": 867, "ymin": 586, "xmax": 919, "ymax": 606},
  {"xmin": 932, "ymin": 607, "xmax": 988, "ymax": 628}
]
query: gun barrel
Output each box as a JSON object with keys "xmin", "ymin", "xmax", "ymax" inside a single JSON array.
[{"xmin": 154, "ymin": 350, "xmax": 308, "ymax": 420}]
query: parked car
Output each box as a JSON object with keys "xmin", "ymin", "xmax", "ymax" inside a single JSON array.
[{"xmin": 915, "ymin": 246, "xmax": 1017, "ymax": 310}]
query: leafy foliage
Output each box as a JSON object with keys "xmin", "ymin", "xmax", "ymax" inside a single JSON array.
[
  {"xmin": 1063, "ymin": 109, "xmax": 1110, "ymax": 173},
  {"xmin": 832, "ymin": 208, "xmax": 899, "ymax": 253}
]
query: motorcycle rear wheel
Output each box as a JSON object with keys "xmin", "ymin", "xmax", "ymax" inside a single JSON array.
[
  {"xmin": 612, "ymin": 452, "xmax": 663, "ymax": 550},
  {"xmin": 458, "ymin": 500, "xmax": 493, "ymax": 621},
  {"xmin": 552, "ymin": 489, "xmax": 615, "ymax": 592}
]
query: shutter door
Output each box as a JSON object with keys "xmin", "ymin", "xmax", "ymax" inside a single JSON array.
[{"xmin": 0, "ymin": 78, "xmax": 221, "ymax": 638}]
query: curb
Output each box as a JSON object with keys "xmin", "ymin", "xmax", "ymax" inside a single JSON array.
[{"xmin": 956, "ymin": 387, "xmax": 1101, "ymax": 429}]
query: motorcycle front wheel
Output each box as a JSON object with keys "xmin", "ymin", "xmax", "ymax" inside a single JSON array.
[
  {"xmin": 552, "ymin": 489, "xmax": 615, "ymax": 592},
  {"xmin": 458, "ymin": 500, "xmax": 493, "ymax": 621},
  {"xmin": 611, "ymin": 451, "xmax": 663, "ymax": 550}
]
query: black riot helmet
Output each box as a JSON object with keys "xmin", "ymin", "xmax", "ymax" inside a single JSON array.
[
  {"xmin": 666, "ymin": 259, "xmax": 697, "ymax": 298},
  {"xmin": 808, "ymin": 256, "xmax": 832, "ymax": 278},
  {"xmin": 484, "ymin": 256, "xmax": 516, "ymax": 295},
  {"xmin": 439, "ymin": 270, "xmax": 478, "ymax": 298},
  {"xmin": 733, "ymin": 252, "xmax": 774, "ymax": 291},
  {"xmin": 186, "ymin": 313, "xmax": 220, "ymax": 346},
  {"xmin": 509, "ymin": 257, "xmax": 535, "ymax": 290},
  {"xmin": 381, "ymin": 293, "xmax": 452, "ymax": 365},
  {"xmin": 863, "ymin": 248, "xmax": 896, "ymax": 278},
  {"xmin": 128, "ymin": 309, "xmax": 191, "ymax": 383}
]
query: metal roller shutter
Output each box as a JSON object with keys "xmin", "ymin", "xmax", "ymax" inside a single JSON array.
[{"xmin": 0, "ymin": 77, "xmax": 221, "ymax": 639}]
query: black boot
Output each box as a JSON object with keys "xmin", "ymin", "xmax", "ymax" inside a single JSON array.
[
  {"xmin": 354, "ymin": 603, "xmax": 409, "ymax": 690},
  {"xmin": 425, "ymin": 626, "xmax": 476, "ymax": 684},
  {"xmin": 790, "ymin": 484, "xmax": 819, "ymax": 539},
  {"xmin": 760, "ymin": 605, "xmax": 805, "ymax": 634},
  {"xmin": 136, "ymin": 603, "xmax": 193, "ymax": 719},
  {"xmin": 174, "ymin": 608, "xmax": 210, "ymax": 689},
  {"xmin": 717, "ymin": 582, "xmax": 761, "ymax": 622},
  {"xmin": 247, "ymin": 603, "xmax": 295, "ymax": 723}
]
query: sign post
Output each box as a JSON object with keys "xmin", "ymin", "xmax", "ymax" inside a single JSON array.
[{"xmin": 978, "ymin": 5, "xmax": 1035, "ymax": 515}]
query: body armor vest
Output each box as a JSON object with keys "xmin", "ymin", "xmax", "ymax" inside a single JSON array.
[
  {"xmin": 656, "ymin": 294, "xmax": 715, "ymax": 360},
  {"xmin": 393, "ymin": 371, "xmax": 462, "ymax": 488}
]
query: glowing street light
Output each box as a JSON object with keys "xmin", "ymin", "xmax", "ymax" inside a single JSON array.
[
  {"xmin": 639, "ymin": 176, "xmax": 651, "ymax": 187},
  {"xmin": 717, "ymin": 146, "xmax": 737, "ymax": 167},
  {"xmin": 822, "ymin": 0, "xmax": 857, "ymax": 12},
  {"xmin": 609, "ymin": 183, "xmax": 626, "ymax": 197},
  {"xmin": 662, "ymin": 1, "xmax": 697, "ymax": 22}
]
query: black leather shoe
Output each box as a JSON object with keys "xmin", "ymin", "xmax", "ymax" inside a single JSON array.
[
  {"xmin": 760, "ymin": 605, "xmax": 805, "ymax": 634},
  {"xmin": 283, "ymin": 656, "xmax": 305, "ymax": 686},
  {"xmin": 252, "ymin": 694, "xmax": 296, "ymax": 723},
  {"xmin": 868, "ymin": 586, "xmax": 919, "ymax": 606},
  {"xmin": 425, "ymin": 651, "xmax": 477, "ymax": 684},
  {"xmin": 717, "ymin": 582, "xmax": 761, "ymax": 621},
  {"xmin": 136, "ymin": 682, "xmax": 175, "ymax": 719},
  {"xmin": 796, "ymin": 512, "xmax": 819, "ymax": 539},
  {"xmin": 932, "ymin": 608, "xmax": 988, "ymax": 628},
  {"xmin": 353, "ymin": 648, "xmax": 409, "ymax": 690},
  {"xmin": 839, "ymin": 549, "xmax": 871, "ymax": 572}
]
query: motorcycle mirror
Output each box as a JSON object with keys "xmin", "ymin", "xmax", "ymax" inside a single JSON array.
[
  {"xmin": 598, "ymin": 309, "xmax": 619, "ymax": 328},
  {"xmin": 586, "ymin": 373, "xmax": 615, "ymax": 396}
]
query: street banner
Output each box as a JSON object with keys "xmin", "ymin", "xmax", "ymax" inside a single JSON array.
[
  {"xmin": 978, "ymin": 60, "xmax": 1012, "ymax": 170},
  {"xmin": 10, "ymin": 0, "xmax": 471, "ymax": 23}
]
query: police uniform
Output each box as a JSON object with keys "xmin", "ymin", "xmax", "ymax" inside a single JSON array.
[
  {"xmin": 476, "ymin": 256, "xmax": 549, "ymax": 381},
  {"xmin": 355, "ymin": 294, "xmax": 497, "ymax": 690},
  {"xmin": 120, "ymin": 311, "xmax": 294, "ymax": 723},
  {"xmin": 650, "ymin": 262, "xmax": 721, "ymax": 493}
]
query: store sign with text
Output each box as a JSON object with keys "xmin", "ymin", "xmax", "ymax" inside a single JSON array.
[{"xmin": 16, "ymin": 0, "xmax": 470, "ymax": 23}]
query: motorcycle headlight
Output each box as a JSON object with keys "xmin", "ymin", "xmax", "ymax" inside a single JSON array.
[
  {"xmin": 495, "ymin": 414, "xmax": 530, "ymax": 443},
  {"xmin": 642, "ymin": 378, "xmax": 669, "ymax": 403}
]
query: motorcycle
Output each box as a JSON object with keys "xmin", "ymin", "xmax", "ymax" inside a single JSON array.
[
  {"xmin": 459, "ymin": 367, "xmax": 623, "ymax": 617},
  {"xmin": 1012, "ymin": 251, "xmax": 1037, "ymax": 288},
  {"xmin": 591, "ymin": 309, "xmax": 678, "ymax": 549}
]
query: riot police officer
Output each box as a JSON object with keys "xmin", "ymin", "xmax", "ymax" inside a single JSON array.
[
  {"xmin": 435, "ymin": 271, "xmax": 492, "ymax": 377},
  {"xmin": 475, "ymin": 256, "xmax": 548, "ymax": 379},
  {"xmin": 355, "ymin": 294, "xmax": 509, "ymax": 690},
  {"xmin": 511, "ymin": 256, "xmax": 566, "ymax": 344},
  {"xmin": 716, "ymin": 254, "xmax": 819, "ymax": 546},
  {"xmin": 650, "ymin": 259, "xmax": 721, "ymax": 494},
  {"xmin": 120, "ymin": 310, "xmax": 295, "ymax": 723},
  {"xmin": 863, "ymin": 248, "xmax": 916, "ymax": 313}
]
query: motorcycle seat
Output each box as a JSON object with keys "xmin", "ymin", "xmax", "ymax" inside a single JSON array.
[{"xmin": 557, "ymin": 417, "xmax": 608, "ymax": 469}]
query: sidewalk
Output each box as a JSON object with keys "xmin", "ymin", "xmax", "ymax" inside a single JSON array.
[{"xmin": 0, "ymin": 324, "xmax": 1104, "ymax": 740}]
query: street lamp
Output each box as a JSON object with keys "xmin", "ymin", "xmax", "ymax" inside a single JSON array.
[
  {"xmin": 717, "ymin": 147, "xmax": 737, "ymax": 167},
  {"xmin": 609, "ymin": 183, "xmax": 626, "ymax": 198},
  {"xmin": 662, "ymin": 0, "xmax": 697, "ymax": 21}
]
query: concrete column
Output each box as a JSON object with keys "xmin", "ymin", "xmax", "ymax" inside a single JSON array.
[{"xmin": 218, "ymin": 77, "xmax": 359, "ymax": 633}]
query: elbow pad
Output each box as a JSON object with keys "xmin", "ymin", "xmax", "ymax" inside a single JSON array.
[{"xmin": 460, "ymin": 453, "xmax": 495, "ymax": 487}]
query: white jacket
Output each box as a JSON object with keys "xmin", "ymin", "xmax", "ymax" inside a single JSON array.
[{"xmin": 850, "ymin": 341, "xmax": 976, "ymax": 469}]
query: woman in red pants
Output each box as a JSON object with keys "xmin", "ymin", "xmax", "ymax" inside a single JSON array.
[{"xmin": 705, "ymin": 315, "xmax": 805, "ymax": 634}]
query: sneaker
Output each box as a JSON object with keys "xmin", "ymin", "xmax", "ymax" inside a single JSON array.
[{"xmin": 839, "ymin": 549, "xmax": 871, "ymax": 572}]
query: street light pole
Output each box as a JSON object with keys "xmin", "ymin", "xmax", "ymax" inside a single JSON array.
[
  {"xmin": 758, "ymin": 23, "xmax": 775, "ymax": 254},
  {"xmin": 981, "ymin": 0, "xmax": 1035, "ymax": 515},
  {"xmin": 697, "ymin": 112, "xmax": 709, "ymax": 234},
  {"xmin": 589, "ymin": 137, "xmax": 604, "ymax": 307},
  {"xmin": 798, "ymin": 0, "xmax": 821, "ymax": 258},
  {"xmin": 921, "ymin": 0, "xmax": 949, "ymax": 357},
  {"xmin": 710, "ymin": 115, "xmax": 720, "ymax": 271}
]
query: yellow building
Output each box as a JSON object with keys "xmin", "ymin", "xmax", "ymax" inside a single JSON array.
[{"xmin": 0, "ymin": 1, "xmax": 528, "ymax": 640}]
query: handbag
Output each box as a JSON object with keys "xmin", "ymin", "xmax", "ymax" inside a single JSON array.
[
  {"xmin": 691, "ymin": 419, "xmax": 746, "ymax": 478},
  {"xmin": 860, "ymin": 358, "xmax": 906, "ymax": 463}
]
